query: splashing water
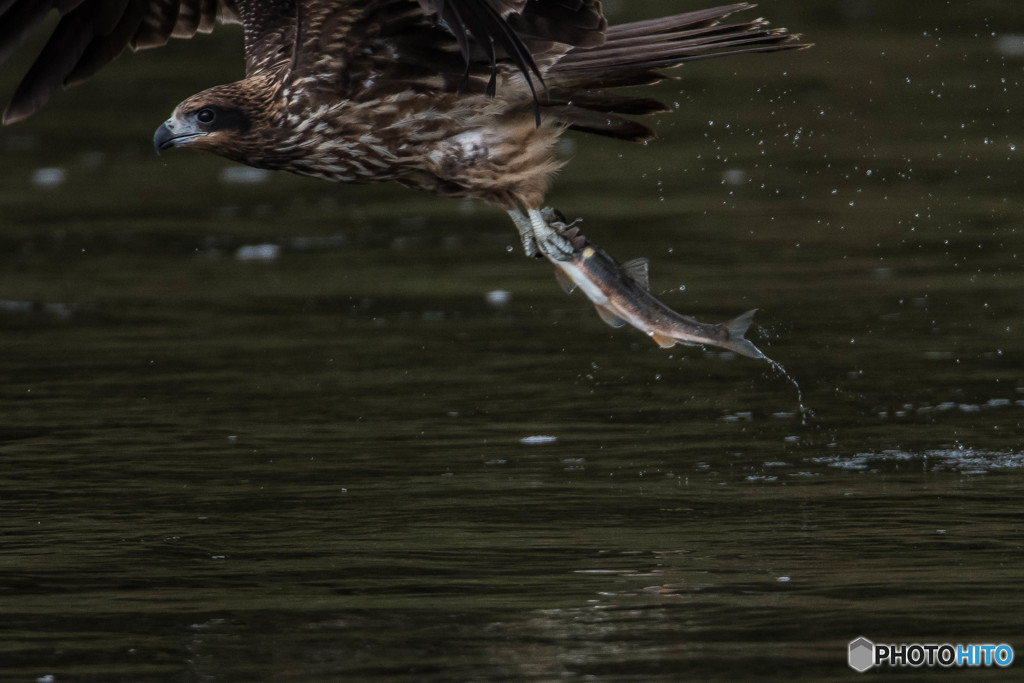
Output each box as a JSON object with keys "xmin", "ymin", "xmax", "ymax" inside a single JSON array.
[{"xmin": 761, "ymin": 353, "xmax": 810, "ymax": 425}]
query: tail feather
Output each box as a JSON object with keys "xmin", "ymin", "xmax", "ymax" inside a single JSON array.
[
  {"xmin": 720, "ymin": 308, "xmax": 765, "ymax": 360},
  {"xmin": 559, "ymin": 30, "xmax": 798, "ymax": 73},
  {"xmin": 540, "ymin": 5, "xmax": 808, "ymax": 141},
  {"xmin": 584, "ymin": 20, "xmax": 775, "ymax": 55},
  {"xmin": 549, "ymin": 4, "xmax": 806, "ymax": 82},
  {"xmin": 599, "ymin": 3, "xmax": 758, "ymax": 41}
]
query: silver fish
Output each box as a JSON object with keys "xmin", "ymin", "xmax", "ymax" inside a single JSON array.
[{"xmin": 543, "ymin": 221, "xmax": 765, "ymax": 359}]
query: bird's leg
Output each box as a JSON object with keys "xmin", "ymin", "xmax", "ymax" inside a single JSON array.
[{"xmin": 507, "ymin": 208, "xmax": 539, "ymax": 257}]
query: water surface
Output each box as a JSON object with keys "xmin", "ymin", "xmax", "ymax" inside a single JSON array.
[{"xmin": 1, "ymin": 2, "xmax": 1023, "ymax": 680}]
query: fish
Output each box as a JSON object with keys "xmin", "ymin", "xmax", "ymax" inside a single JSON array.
[{"xmin": 541, "ymin": 217, "xmax": 765, "ymax": 360}]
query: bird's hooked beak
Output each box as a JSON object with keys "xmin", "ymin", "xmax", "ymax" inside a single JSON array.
[{"xmin": 153, "ymin": 118, "xmax": 206, "ymax": 155}]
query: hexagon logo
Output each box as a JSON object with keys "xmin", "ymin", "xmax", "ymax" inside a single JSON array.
[{"xmin": 849, "ymin": 637, "xmax": 875, "ymax": 672}]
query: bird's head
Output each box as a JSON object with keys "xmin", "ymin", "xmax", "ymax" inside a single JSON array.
[{"xmin": 154, "ymin": 82, "xmax": 277, "ymax": 165}]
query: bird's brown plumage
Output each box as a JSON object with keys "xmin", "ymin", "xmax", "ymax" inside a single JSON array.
[{"xmin": 2, "ymin": 1, "xmax": 806, "ymax": 213}]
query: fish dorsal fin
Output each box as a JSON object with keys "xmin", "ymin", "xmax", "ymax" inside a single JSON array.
[
  {"xmin": 651, "ymin": 332, "xmax": 678, "ymax": 348},
  {"xmin": 621, "ymin": 258, "xmax": 650, "ymax": 290},
  {"xmin": 594, "ymin": 305, "xmax": 627, "ymax": 328},
  {"xmin": 553, "ymin": 268, "xmax": 576, "ymax": 294}
]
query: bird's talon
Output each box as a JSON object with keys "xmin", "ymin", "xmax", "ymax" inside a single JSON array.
[{"xmin": 536, "ymin": 231, "xmax": 575, "ymax": 262}]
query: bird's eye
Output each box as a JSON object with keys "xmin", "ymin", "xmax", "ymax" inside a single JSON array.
[{"xmin": 196, "ymin": 108, "xmax": 216, "ymax": 124}]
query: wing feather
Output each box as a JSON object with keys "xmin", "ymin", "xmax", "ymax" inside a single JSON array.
[
  {"xmin": 68, "ymin": 1, "xmax": 149, "ymax": 86},
  {"xmin": 420, "ymin": 0, "xmax": 542, "ymax": 96},
  {"xmin": 287, "ymin": 0, "xmax": 605, "ymax": 104},
  {"xmin": 0, "ymin": 2, "xmax": 82, "ymax": 65},
  {"xmin": 3, "ymin": 0, "xmax": 132, "ymax": 124},
  {"xmin": 131, "ymin": 1, "xmax": 182, "ymax": 47},
  {"xmin": 0, "ymin": 0, "xmax": 244, "ymax": 124}
]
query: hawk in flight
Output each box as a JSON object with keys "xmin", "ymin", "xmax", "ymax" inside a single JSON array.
[{"xmin": 1, "ymin": 1, "xmax": 803, "ymax": 257}]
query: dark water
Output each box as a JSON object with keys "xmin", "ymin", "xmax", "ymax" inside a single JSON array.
[{"xmin": 2, "ymin": 2, "xmax": 1023, "ymax": 680}]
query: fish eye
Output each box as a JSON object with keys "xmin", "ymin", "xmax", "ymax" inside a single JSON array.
[{"xmin": 196, "ymin": 108, "xmax": 216, "ymax": 124}]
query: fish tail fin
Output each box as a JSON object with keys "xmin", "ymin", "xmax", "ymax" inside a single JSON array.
[{"xmin": 720, "ymin": 309, "xmax": 766, "ymax": 360}]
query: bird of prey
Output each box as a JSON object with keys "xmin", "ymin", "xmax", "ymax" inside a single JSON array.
[{"xmin": 0, "ymin": 1, "xmax": 804, "ymax": 258}]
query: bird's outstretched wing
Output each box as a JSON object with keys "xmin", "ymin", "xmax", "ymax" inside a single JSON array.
[
  {"xmin": 1, "ymin": 1, "xmax": 607, "ymax": 124},
  {"xmin": 0, "ymin": 0, "xmax": 300, "ymax": 124},
  {"xmin": 286, "ymin": 0, "xmax": 605, "ymax": 107}
]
